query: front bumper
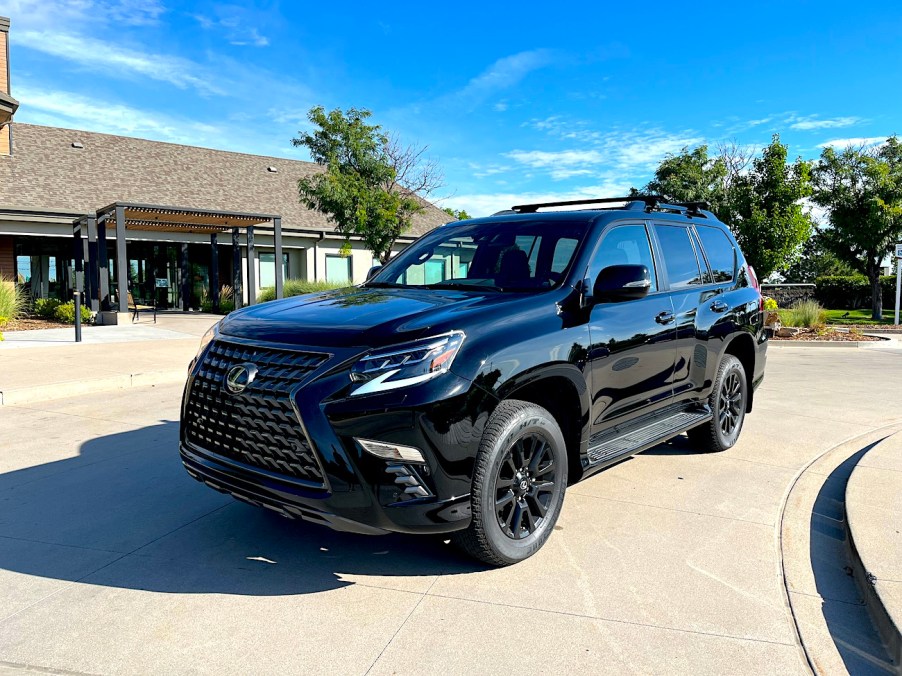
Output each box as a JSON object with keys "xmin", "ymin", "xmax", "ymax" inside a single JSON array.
[{"xmin": 179, "ymin": 337, "xmax": 497, "ymax": 535}]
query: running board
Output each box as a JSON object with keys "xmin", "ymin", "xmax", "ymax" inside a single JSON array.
[{"xmin": 586, "ymin": 407, "xmax": 712, "ymax": 467}]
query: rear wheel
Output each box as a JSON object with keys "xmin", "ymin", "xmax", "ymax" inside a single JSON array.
[
  {"xmin": 687, "ymin": 354, "xmax": 747, "ymax": 452},
  {"xmin": 452, "ymin": 399, "xmax": 567, "ymax": 566}
]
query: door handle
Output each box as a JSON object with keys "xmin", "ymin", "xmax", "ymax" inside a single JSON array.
[
  {"xmin": 655, "ymin": 311, "xmax": 675, "ymax": 324},
  {"xmin": 710, "ymin": 300, "xmax": 729, "ymax": 313}
]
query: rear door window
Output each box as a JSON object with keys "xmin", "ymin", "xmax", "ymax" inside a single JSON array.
[
  {"xmin": 653, "ymin": 224, "xmax": 706, "ymax": 289},
  {"xmin": 696, "ymin": 225, "xmax": 736, "ymax": 282}
]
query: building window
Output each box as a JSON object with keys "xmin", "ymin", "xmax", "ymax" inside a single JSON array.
[
  {"xmin": 325, "ymin": 254, "xmax": 352, "ymax": 284},
  {"xmin": 259, "ymin": 252, "xmax": 289, "ymax": 288}
]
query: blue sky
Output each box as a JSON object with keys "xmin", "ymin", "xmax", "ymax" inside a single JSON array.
[{"xmin": 3, "ymin": 0, "xmax": 900, "ymax": 215}]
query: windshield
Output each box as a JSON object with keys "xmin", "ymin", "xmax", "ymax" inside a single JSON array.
[{"xmin": 367, "ymin": 219, "xmax": 586, "ymax": 292}]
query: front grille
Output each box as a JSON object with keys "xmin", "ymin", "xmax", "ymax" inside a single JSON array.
[{"xmin": 184, "ymin": 339, "xmax": 329, "ymax": 487}]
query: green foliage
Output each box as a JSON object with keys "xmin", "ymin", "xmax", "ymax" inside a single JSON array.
[
  {"xmin": 780, "ymin": 227, "xmax": 855, "ymax": 282},
  {"xmin": 815, "ymin": 274, "xmax": 899, "ymax": 309},
  {"xmin": 293, "ymin": 106, "xmax": 440, "ymax": 265},
  {"xmin": 443, "ymin": 207, "xmax": 472, "ymax": 220},
  {"xmin": 257, "ymin": 279, "xmax": 346, "ymax": 303},
  {"xmin": 200, "ymin": 285, "xmax": 236, "ymax": 314},
  {"xmin": 52, "ymin": 301, "xmax": 92, "ymax": 324},
  {"xmin": 641, "ymin": 136, "xmax": 815, "ymax": 279},
  {"xmin": 782, "ymin": 300, "xmax": 826, "ymax": 328},
  {"xmin": 0, "ymin": 281, "xmax": 27, "ymax": 320},
  {"xmin": 813, "ymin": 136, "xmax": 902, "ymax": 320},
  {"xmin": 33, "ymin": 297, "xmax": 62, "ymax": 319},
  {"xmin": 823, "ymin": 308, "xmax": 896, "ymax": 325}
]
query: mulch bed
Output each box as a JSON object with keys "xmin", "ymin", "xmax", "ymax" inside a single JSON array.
[
  {"xmin": 1, "ymin": 317, "xmax": 76, "ymax": 331},
  {"xmin": 772, "ymin": 329, "xmax": 883, "ymax": 342}
]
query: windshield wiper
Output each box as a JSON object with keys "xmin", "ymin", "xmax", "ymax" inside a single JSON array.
[
  {"xmin": 425, "ymin": 281, "xmax": 502, "ymax": 292},
  {"xmin": 364, "ymin": 281, "xmax": 405, "ymax": 288}
]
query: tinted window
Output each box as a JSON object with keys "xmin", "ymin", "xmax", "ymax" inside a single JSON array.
[
  {"xmin": 696, "ymin": 226, "xmax": 736, "ymax": 282},
  {"xmin": 593, "ymin": 225, "xmax": 657, "ymax": 292},
  {"xmin": 654, "ymin": 225, "xmax": 704, "ymax": 289},
  {"xmin": 551, "ymin": 238, "xmax": 578, "ymax": 273}
]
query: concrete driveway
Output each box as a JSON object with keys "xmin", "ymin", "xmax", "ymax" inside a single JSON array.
[{"xmin": 1, "ymin": 347, "xmax": 900, "ymax": 675}]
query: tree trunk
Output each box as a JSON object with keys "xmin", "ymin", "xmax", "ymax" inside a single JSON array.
[{"xmin": 869, "ymin": 272, "xmax": 883, "ymax": 321}]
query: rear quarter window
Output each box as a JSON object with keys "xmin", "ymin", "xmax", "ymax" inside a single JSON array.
[{"xmin": 696, "ymin": 226, "xmax": 736, "ymax": 282}]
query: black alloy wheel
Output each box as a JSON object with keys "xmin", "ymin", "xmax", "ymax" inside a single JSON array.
[
  {"xmin": 452, "ymin": 399, "xmax": 568, "ymax": 566},
  {"xmin": 687, "ymin": 353, "xmax": 747, "ymax": 453}
]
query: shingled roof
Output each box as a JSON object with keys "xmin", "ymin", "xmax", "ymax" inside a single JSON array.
[{"xmin": 0, "ymin": 123, "xmax": 449, "ymax": 237}]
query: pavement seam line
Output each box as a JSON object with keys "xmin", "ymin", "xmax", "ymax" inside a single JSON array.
[
  {"xmin": 0, "ymin": 534, "xmax": 126, "ymax": 556},
  {"xmin": 0, "ymin": 659, "xmax": 102, "ymax": 676},
  {"xmin": 775, "ymin": 419, "xmax": 902, "ymax": 675},
  {"xmin": 420, "ymin": 590, "xmax": 797, "ymax": 648},
  {"xmin": 363, "ymin": 575, "xmax": 440, "ymax": 675}
]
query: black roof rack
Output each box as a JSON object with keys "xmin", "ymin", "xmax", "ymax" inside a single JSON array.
[{"xmin": 505, "ymin": 195, "xmax": 709, "ymax": 218}]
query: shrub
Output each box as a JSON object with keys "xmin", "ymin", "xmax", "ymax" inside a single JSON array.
[
  {"xmin": 816, "ymin": 274, "xmax": 898, "ymax": 309},
  {"xmin": 52, "ymin": 301, "xmax": 92, "ymax": 324},
  {"xmin": 200, "ymin": 285, "xmax": 237, "ymax": 314},
  {"xmin": 33, "ymin": 297, "xmax": 63, "ymax": 319},
  {"xmin": 783, "ymin": 299, "xmax": 826, "ymax": 329},
  {"xmin": 762, "ymin": 296, "xmax": 778, "ymax": 311},
  {"xmin": 0, "ymin": 280, "xmax": 27, "ymax": 319},
  {"xmin": 257, "ymin": 279, "xmax": 347, "ymax": 303}
]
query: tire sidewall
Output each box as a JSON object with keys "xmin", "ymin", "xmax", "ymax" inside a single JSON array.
[
  {"xmin": 476, "ymin": 406, "xmax": 567, "ymax": 563},
  {"xmin": 713, "ymin": 357, "xmax": 747, "ymax": 449}
]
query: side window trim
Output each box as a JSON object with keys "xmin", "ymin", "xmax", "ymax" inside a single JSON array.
[{"xmin": 688, "ymin": 226, "xmax": 714, "ymax": 285}]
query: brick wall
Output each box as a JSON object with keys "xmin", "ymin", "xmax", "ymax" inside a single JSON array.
[{"xmin": 0, "ymin": 235, "xmax": 14, "ymax": 281}]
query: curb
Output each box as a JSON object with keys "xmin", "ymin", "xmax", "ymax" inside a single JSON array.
[
  {"xmin": 0, "ymin": 369, "xmax": 186, "ymax": 406},
  {"xmin": 769, "ymin": 340, "xmax": 880, "ymax": 348},
  {"xmin": 845, "ymin": 436, "xmax": 902, "ymax": 673}
]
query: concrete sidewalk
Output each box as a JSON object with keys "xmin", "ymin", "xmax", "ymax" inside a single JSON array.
[{"xmin": 0, "ymin": 314, "xmax": 218, "ymax": 405}]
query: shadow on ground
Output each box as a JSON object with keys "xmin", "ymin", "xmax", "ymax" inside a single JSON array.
[
  {"xmin": 806, "ymin": 441, "xmax": 894, "ymax": 674},
  {"xmin": 0, "ymin": 422, "xmax": 482, "ymax": 596}
]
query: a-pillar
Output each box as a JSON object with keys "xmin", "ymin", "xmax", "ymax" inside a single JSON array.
[
  {"xmin": 114, "ymin": 206, "xmax": 128, "ymax": 313},
  {"xmin": 246, "ymin": 225, "xmax": 256, "ymax": 306},
  {"xmin": 274, "ymin": 217, "xmax": 283, "ymax": 299},
  {"xmin": 232, "ymin": 228, "xmax": 242, "ymax": 310},
  {"xmin": 210, "ymin": 232, "xmax": 220, "ymax": 313}
]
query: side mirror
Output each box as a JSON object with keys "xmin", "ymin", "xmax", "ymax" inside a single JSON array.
[
  {"xmin": 593, "ymin": 264, "xmax": 651, "ymax": 302},
  {"xmin": 366, "ymin": 265, "xmax": 382, "ymax": 281}
]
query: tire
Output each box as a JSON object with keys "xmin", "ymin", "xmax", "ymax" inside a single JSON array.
[
  {"xmin": 687, "ymin": 354, "xmax": 747, "ymax": 453},
  {"xmin": 452, "ymin": 399, "xmax": 568, "ymax": 566}
]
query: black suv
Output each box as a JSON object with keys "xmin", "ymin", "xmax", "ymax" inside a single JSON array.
[{"xmin": 180, "ymin": 196, "xmax": 766, "ymax": 565}]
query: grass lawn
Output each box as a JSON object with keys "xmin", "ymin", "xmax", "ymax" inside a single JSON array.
[{"xmin": 776, "ymin": 307, "xmax": 897, "ymax": 326}]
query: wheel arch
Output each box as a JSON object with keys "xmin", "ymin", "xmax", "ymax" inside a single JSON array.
[{"xmin": 721, "ymin": 331, "xmax": 756, "ymax": 412}]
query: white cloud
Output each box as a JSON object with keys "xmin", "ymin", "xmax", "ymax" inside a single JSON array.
[
  {"xmin": 506, "ymin": 149, "xmax": 605, "ymax": 169},
  {"xmin": 789, "ymin": 115, "xmax": 862, "ymax": 131},
  {"xmin": 4, "ymin": 0, "xmax": 165, "ymax": 30},
  {"xmin": 449, "ymin": 50, "xmax": 556, "ymax": 109},
  {"xmin": 16, "ymin": 30, "xmax": 225, "ymax": 95},
  {"xmin": 817, "ymin": 136, "xmax": 887, "ymax": 149},
  {"xmin": 192, "ymin": 8, "xmax": 270, "ymax": 47},
  {"xmin": 493, "ymin": 101, "xmax": 509, "ymax": 112},
  {"xmin": 15, "ymin": 85, "xmax": 225, "ymax": 145},
  {"xmin": 441, "ymin": 181, "xmax": 635, "ymax": 218}
]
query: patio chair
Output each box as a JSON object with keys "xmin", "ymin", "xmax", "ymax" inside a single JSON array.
[{"xmin": 127, "ymin": 291, "xmax": 156, "ymax": 323}]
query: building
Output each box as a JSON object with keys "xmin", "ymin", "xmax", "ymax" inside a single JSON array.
[{"xmin": 0, "ymin": 16, "xmax": 449, "ymax": 315}]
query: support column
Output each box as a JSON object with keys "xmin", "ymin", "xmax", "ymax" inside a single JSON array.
[
  {"xmin": 114, "ymin": 206, "xmax": 128, "ymax": 313},
  {"xmin": 273, "ymin": 217, "xmax": 284, "ymax": 300},
  {"xmin": 72, "ymin": 226, "xmax": 84, "ymax": 342},
  {"xmin": 231, "ymin": 228, "xmax": 242, "ymax": 310},
  {"xmin": 86, "ymin": 216, "xmax": 99, "ymax": 312},
  {"xmin": 180, "ymin": 243, "xmax": 190, "ymax": 311},
  {"xmin": 97, "ymin": 216, "xmax": 110, "ymax": 310},
  {"xmin": 246, "ymin": 226, "xmax": 256, "ymax": 306},
  {"xmin": 210, "ymin": 232, "xmax": 220, "ymax": 313}
]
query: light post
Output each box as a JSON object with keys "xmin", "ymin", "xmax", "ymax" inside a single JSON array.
[{"xmin": 895, "ymin": 243, "xmax": 902, "ymax": 326}]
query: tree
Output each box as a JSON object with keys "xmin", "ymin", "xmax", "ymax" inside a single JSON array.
[
  {"xmin": 813, "ymin": 137, "xmax": 902, "ymax": 320},
  {"xmin": 443, "ymin": 207, "xmax": 472, "ymax": 220},
  {"xmin": 780, "ymin": 226, "xmax": 855, "ymax": 282},
  {"xmin": 641, "ymin": 135, "xmax": 814, "ymax": 279},
  {"xmin": 292, "ymin": 107, "xmax": 442, "ymax": 265}
]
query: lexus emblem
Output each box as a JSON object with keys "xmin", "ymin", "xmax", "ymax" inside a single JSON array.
[{"xmin": 224, "ymin": 363, "xmax": 258, "ymax": 394}]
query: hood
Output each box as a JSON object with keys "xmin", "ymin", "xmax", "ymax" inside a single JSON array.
[{"xmin": 219, "ymin": 286, "xmax": 531, "ymax": 349}]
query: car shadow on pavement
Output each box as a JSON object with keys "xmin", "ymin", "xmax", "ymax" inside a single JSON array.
[{"xmin": 0, "ymin": 421, "xmax": 484, "ymax": 596}]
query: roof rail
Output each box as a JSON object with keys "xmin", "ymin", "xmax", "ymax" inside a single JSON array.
[
  {"xmin": 674, "ymin": 201, "xmax": 711, "ymax": 216},
  {"xmin": 509, "ymin": 196, "xmax": 663, "ymax": 213}
]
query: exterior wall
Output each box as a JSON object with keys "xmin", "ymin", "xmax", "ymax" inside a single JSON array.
[{"xmin": 0, "ymin": 25, "xmax": 11, "ymax": 156}]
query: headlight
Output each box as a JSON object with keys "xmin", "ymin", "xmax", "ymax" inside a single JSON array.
[
  {"xmin": 195, "ymin": 321, "xmax": 221, "ymax": 360},
  {"xmin": 349, "ymin": 331, "xmax": 465, "ymax": 396}
]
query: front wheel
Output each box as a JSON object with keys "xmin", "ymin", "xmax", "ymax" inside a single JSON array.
[
  {"xmin": 452, "ymin": 400, "xmax": 568, "ymax": 566},
  {"xmin": 687, "ymin": 354, "xmax": 747, "ymax": 452}
]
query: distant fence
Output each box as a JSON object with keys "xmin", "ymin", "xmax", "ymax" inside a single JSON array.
[{"xmin": 761, "ymin": 283, "xmax": 816, "ymax": 307}]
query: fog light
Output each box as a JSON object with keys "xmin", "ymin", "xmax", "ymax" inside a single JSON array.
[{"xmin": 356, "ymin": 438, "xmax": 425, "ymax": 463}]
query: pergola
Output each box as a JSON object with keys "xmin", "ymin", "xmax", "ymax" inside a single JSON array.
[{"xmin": 73, "ymin": 202, "xmax": 284, "ymax": 314}]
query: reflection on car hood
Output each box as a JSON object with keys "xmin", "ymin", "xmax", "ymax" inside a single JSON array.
[{"xmin": 219, "ymin": 286, "xmax": 537, "ymax": 349}]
